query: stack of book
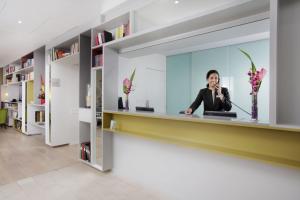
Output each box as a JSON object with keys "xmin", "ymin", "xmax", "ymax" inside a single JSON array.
[
  {"xmin": 51, "ymin": 42, "xmax": 79, "ymax": 61},
  {"xmin": 5, "ymin": 76, "xmax": 13, "ymax": 84},
  {"xmin": 23, "ymin": 58, "xmax": 34, "ymax": 68},
  {"xmin": 95, "ymin": 31, "xmax": 113, "ymax": 46},
  {"xmin": 51, "ymin": 49, "xmax": 69, "ymax": 61},
  {"xmin": 4, "ymin": 65, "xmax": 18, "ymax": 75},
  {"xmin": 80, "ymin": 142, "xmax": 91, "ymax": 162},
  {"xmin": 114, "ymin": 23, "xmax": 130, "ymax": 40},
  {"xmin": 14, "ymin": 119, "xmax": 22, "ymax": 132},
  {"xmin": 93, "ymin": 54, "xmax": 103, "ymax": 67},
  {"xmin": 70, "ymin": 42, "xmax": 79, "ymax": 55},
  {"xmin": 35, "ymin": 111, "xmax": 45, "ymax": 123},
  {"xmin": 22, "ymin": 72, "xmax": 34, "ymax": 81}
]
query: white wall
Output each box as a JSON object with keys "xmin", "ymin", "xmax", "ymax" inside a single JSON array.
[
  {"xmin": 112, "ymin": 134, "xmax": 300, "ymax": 200},
  {"xmin": 0, "ymin": 85, "xmax": 20, "ymax": 102},
  {"xmin": 50, "ymin": 58, "xmax": 79, "ymax": 145},
  {"xmin": 118, "ymin": 54, "xmax": 166, "ymax": 113}
]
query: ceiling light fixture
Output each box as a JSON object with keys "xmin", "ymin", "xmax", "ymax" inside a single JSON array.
[
  {"xmin": 174, "ymin": 0, "xmax": 180, "ymax": 4},
  {"xmin": 18, "ymin": 20, "xmax": 22, "ymax": 24}
]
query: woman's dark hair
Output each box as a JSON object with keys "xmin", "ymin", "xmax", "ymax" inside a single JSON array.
[{"xmin": 206, "ymin": 69, "xmax": 220, "ymax": 88}]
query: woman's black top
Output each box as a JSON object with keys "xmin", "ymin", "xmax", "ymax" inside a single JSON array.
[{"xmin": 189, "ymin": 87, "xmax": 232, "ymax": 113}]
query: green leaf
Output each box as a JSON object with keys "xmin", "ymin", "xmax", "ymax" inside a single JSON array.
[
  {"xmin": 240, "ymin": 49, "xmax": 252, "ymax": 62},
  {"xmin": 239, "ymin": 49, "xmax": 257, "ymax": 73},
  {"xmin": 130, "ymin": 68, "xmax": 136, "ymax": 82}
]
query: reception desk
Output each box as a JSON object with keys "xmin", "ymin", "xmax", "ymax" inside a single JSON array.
[{"xmin": 103, "ymin": 110, "xmax": 300, "ymax": 169}]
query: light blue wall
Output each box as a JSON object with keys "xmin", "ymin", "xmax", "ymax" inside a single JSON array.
[
  {"xmin": 166, "ymin": 39, "xmax": 270, "ymax": 122},
  {"xmin": 166, "ymin": 53, "xmax": 191, "ymax": 114}
]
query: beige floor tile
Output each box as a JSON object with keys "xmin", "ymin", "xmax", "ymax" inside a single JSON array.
[
  {"xmin": 0, "ymin": 129, "xmax": 78, "ymax": 186},
  {"xmin": 0, "ymin": 183, "xmax": 22, "ymax": 200},
  {"xmin": 0, "ymin": 128, "xmax": 166, "ymax": 200}
]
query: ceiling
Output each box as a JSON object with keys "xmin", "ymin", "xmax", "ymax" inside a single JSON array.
[
  {"xmin": 0, "ymin": 0, "xmax": 249, "ymax": 66},
  {"xmin": 0, "ymin": 0, "xmax": 126, "ymax": 66},
  {"xmin": 134, "ymin": 0, "xmax": 237, "ymax": 32}
]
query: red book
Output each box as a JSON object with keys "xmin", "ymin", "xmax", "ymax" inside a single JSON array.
[
  {"xmin": 81, "ymin": 144, "xmax": 85, "ymax": 160},
  {"xmin": 95, "ymin": 34, "xmax": 99, "ymax": 46}
]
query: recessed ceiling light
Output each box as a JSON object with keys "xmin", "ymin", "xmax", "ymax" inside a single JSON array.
[
  {"xmin": 174, "ymin": 0, "xmax": 180, "ymax": 4},
  {"xmin": 18, "ymin": 20, "xmax": 22, "ymax": 24}
]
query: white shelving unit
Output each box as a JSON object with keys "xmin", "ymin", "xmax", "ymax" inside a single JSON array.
[
  {"xmin": 24, "ymin": 47, "xmax": 46, "ymax": 135},
  {"xmin": 46, "ymin": 36, "xmax": 80, "ymax": 146},
  {"xmin": 105, "ymin": 0, "xmax": 269, "ymax": 53},
  {"xmin": 1, "ymin": 47, "xmax": 45, "ymax": 134},
  {"xmin": 79, "ymin": 12, "xmax": 133, "ymax": 171},
  {"xmin": 26, "ymin": 104, "xmax": 45, "ymax": 135}
]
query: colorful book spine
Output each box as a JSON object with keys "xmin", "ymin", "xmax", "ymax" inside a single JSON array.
[{"xmin": 93, "ymin": 54, "xmax": 103, "ymax": 67}]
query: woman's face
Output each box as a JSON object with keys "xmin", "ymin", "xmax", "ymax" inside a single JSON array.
[{"xmin": 207, "ymin": 73, "xmax": 219, "ymax": 87}]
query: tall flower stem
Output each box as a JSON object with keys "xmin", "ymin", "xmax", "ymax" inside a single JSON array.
[
  {"xmin": 251, "ymin": 93, "xmax": 258, "ymax": 120},
  {"xmin": 125, "ymin": 94, "xmax": 129, "ymax": 110}
]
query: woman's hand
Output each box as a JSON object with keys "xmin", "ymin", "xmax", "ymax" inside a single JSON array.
[
  {"xmin": 185, "ymin": 108, "xmax": 193, "ymax": 115},
  {"xmin": 216, "ymin": 84, "xmax": 224, "ymax": 101}
]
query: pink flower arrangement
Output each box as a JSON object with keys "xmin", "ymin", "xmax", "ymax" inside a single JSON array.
[
  {"xmin": 123, "ymin": 69, "xmax": 136, "ymax": 95},
  {"xmin": 38, "ymin": 75, "xmax": 45, "ymax": 104},
  {"xmin": 240, "ymin": 49, "xmax": 267, "ymax": 95}
]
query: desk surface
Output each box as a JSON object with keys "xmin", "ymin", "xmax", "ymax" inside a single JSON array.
[{"xmin": 104, "ymin": 110, "xmax": 300, "ymax": 133}]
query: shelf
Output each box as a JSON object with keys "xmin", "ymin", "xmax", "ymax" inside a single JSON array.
[
  {"xmin": 1, "ymin": 101, "xmax": 21, "ymax": 104},
  {"xmin": 92, "ymin": 44, "xmax": 103, "ymax": 50},
  {"xmin": 94, "ymin": 12, "xmax": 130, "ymax": 32},
  {"xmin": 105, "ymin": 0, "xmax": 269, "ymax": 52},
  {"xmin": 3, "ymin": 72, "xmax": 14, "ymax": 76},
  {"xmin": 3, "ymin": 66, "xmax": 34, "ymax": 76},
  {"xmin": 29, "ymin": 122, "xmax": 45, "ymax": 129},
  {"xmin": 5, "ymin": 81, "xmax": 22, "ymax": 86},
  {"xmin": 6, "ymin": 107, "xmax": 18, "ymax": 111},
  {"xmin": 28, "ymin": 104, "xmax": 45, "ymax": 107},
  {"xmin": 92, "ymin": 12, "xmax": 130, "ymax": 47},
  {"xmin": 24, "ymin": 79, "xmax": 34, "ymax": 82},
  {"xmin": 15, "ymin": 66, "xmax": 34, "ymax": 74},
  {"xmin": 92, "ymin": 66, "xmax": 103, "ymax": 70},
  {"xmin": 2, "ymin": 80, "xmax": 33, "ymax": 87},
  {"xmin": 51, "ymin": 52, "xmax": 79, "ymax": 65}
]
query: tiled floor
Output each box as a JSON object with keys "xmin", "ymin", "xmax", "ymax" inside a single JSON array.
[
  {"xmin": 0, "ymin": 128, "xmax": 165, "ymax": 200},
  {"xmin": 0, "ymin": 128, "xmax": 78, "ymax": 185}
]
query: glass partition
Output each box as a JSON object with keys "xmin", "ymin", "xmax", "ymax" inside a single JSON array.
[{"xmin": 166, "ymin": 39, "xmax": 270, "ymax": 122}]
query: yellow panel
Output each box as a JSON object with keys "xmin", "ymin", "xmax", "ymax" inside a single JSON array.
[
  {"xmin": 26, "ymin": 80, "xmax": 34, "ymax": 104},
  {"xmin": 103, "ymin": 112, "xmax": 300, "ymax": 169}
]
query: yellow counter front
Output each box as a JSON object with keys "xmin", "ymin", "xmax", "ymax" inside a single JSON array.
[{"xmin": 103, "ymin": 110, "xmax": 300, "ymax": 169}]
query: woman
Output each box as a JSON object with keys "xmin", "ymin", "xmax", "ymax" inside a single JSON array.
[{"xmin": 185, "ymin": 69, "xmax": 232, "ymax": 115}]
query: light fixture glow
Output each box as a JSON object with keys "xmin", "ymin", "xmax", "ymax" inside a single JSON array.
[
  {"xmin": 174, "ymin": 0, "xmax": 180, "ymax": 4},
  {"xmin": 18, "ymin": 20, "xmax": 22, "ymax": 24}
]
